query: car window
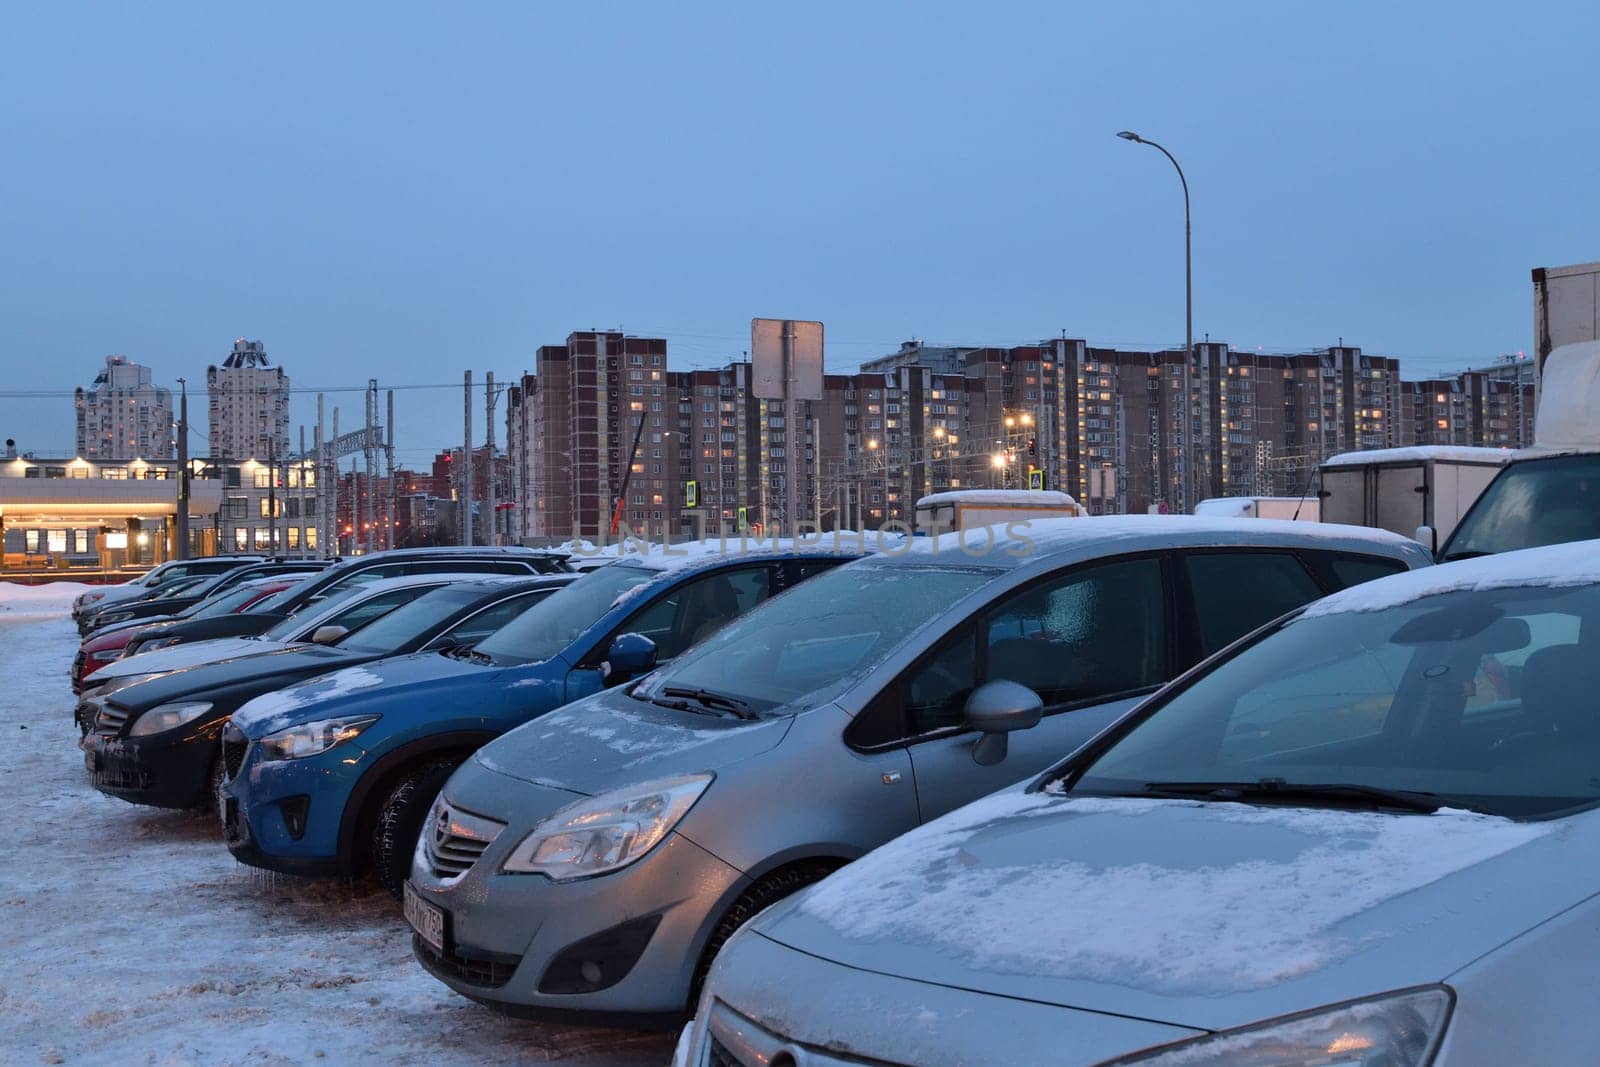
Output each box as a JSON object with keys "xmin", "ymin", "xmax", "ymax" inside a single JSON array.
[
  {"xmin": 401, "ymin": 560, "xmax": 531, "ymax": 576},
  {"xmin": 903, "ymin": 625, "xmax": 980, "ymax": 736},
  {"xmin": 619, "ymin": 566, "xmax": 772, "ymax": 660},
  {"xmin": 308, "ymin": 586, "xmax": 439, "ymax": 639},
  {"xmin": 443, "ymin": 589, "xmax": 555, "ymax": 646},
  {"xmin": 476, "ymin": 565, "xmax": 658, "ymax": 665},
  {"xmin": 1184, "ymin": 551, "xmax": 1324, "ymax": 657},
  {"xmin": 1321, "ymin": 553, "xmax": 1409, "ymax": 589}
]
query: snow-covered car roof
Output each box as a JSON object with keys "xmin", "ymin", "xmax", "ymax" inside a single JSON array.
[
  {"xmin": 1302, "ymin": 538, "xmax": 1600, "ymax": 618},
  {"xmin": 916, "ymin": 489, "xmax": 1078, "ymax": 508},
  {"xmin": 870, "ymin": 514, "xmax": 1428, "ymax": 573},
  {"xmin": 1322, "ymin": 445, "xmax": 1513, "ymax": 467},
  {"xmin": 571, "ymin": 533, "xmax": 878, "ymax": 576}
]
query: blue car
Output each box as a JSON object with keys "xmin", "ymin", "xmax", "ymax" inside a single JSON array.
[{"xmin": 219, "ymin": 545, "xmax": 857, "ymax": 893}]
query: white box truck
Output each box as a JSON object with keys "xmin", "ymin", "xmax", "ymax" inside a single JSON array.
[
  {"xmin": 914, "ymin": 490, "xmax": 1081, "ymax": 536},
  {"xmin": 1317, "ymin": 446, "xmax": 1511, "ymax": 554},
  {"xmin": 1193, "ymin": 496, "xmax": 1321, "ymax": 522}
]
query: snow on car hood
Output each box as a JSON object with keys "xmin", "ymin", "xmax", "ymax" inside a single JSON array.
[
  {"xmin": 757, "ymin": 791, "xmax": 1587, "ymax": 1033},
  {"xmin": 472, "ymin": 687, "xmax": 793, "ymax": 798},
  {"xmin": 231, "ymin": 649, "xmax": 488, "ymax": 736},
  {"xmin": 91, "ymin": 635, "xmax": 294, "ymax": 680}
]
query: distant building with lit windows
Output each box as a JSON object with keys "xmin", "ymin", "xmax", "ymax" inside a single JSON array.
[
  {"xmin": 207, "ymin": 339, "xmax": 290, "ymax": 460},
  {"xmin": 74, "ymin": 355, "xmax": 174, "ymax": 461}
]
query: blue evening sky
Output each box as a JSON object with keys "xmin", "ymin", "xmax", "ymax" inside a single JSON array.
[{"xmin": 2, "ymin": 2, "xmax": 1596, "ymax": 460}]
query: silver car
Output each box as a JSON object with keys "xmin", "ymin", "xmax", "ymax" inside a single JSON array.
[
  {"xmin": 405, "ymin": 517, "xmax": 1428, "ymax": 1021},
  {"xmin": 684, "ymin": 538, "xmax": 1600, "ymax": 1066}
]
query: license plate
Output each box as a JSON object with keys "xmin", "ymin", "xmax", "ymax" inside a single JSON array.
[{"xmin": 403, "ymin": 882, "xmax": 447, "ymax": 954}]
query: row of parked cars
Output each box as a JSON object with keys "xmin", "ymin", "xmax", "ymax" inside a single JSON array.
[{"xmin": 66, "ymin": 510, "xmax": 1600, "ymax": 1064}]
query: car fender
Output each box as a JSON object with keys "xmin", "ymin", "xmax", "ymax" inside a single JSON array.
[{"xmin": 335, "ymin": 728, "xmax": 501, "ymax": 869}]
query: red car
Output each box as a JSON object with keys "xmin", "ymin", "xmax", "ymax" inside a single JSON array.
[{"xmin": 72, "ymin": 578, "xmax": 299, "ymax": 692}]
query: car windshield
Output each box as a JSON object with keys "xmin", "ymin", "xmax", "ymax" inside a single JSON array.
[
  {"xmin": 336, "ymin": 586, "xmax": 489, "ymax": 654},
  {"xmin": 475, "ymin": 565, "xmax": 658, "ymax": 665},
  {"xmin": 258, "ymin": 584, "xmax": 367, "ymax": 641},
  {"xmin": 248, "ymin": 580, "xmax": 310, "ymax": 614},
  {"xmin": 634, "ymin": 560, "xmax": 999, "ymax": 718},
  {"xmin": 151, "ymin": 576, "xmax": 211, "ymax": 600},
  {"xmin": 1443, "ymin": 453, "xmax": 1600, "ymax": 560},
  {"xmin": 1068, "ymin": 581, "xmax": 1600, "ymax": 819},
  {"xmin": 183, "ymin": 585, "xmax": 271, "ymax": 619}
]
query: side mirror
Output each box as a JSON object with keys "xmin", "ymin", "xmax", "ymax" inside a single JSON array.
[
  {"xmin": 603, "ymin": 632, "xmax": 658, "ymax": 683},
  {"xmin": 310, "ymin": 624, "xmax": 348, "ymax": 645},
  {"xmin": 964, "ymin": 679, "xmax": 1044, "ymax": 766},
  {"xmin": 1415, "ymin": 525, "xmax": 1437, "ymax": 554}
]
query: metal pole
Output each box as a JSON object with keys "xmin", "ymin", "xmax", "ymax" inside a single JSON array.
[
  {"xmin": 298, "ymin": 425, "xmax": 307, "ymax": 556},
  {"xmin": 175, "ymin": 379, "xmax": 190, "ymax": 559},
  {"xmin": 386, "ymin": 390, "xmax": 395, "ymax": 551},
  {"xmin": 267, "ymin": 436, "xmax": 277, "ymax": 556},
  {"xmin": 365, "ymin": 379, "xmax": 377, "ymax": 554},
  {"xmin": 485, "ymin": 371, "xmax": 497, "ymax": 545},
  {"xmin": 316, "ymin": 394, "xmax": 326, "ymax": 556},
  {"xmin": 782, "ymin": 322, "xmax": 798, "ymax": 537},
  {"xmin": 462, "ymin": 371, "xmax": 474, "ymax": 546},
  {"xmin": 611, "ymin": 410, "xmax": 648, "ymax": 536}
]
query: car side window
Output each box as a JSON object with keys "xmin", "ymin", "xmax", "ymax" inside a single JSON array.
[
  {"xmin": 1183, "ymin": 551, "xmax": 1324, "ymax": 657},
  {"xmin": 402, "ymin": 560, "xmax": 530, "ymax": 576},
  {"xmin": 1320, "ymin": 552, "xmax": 1409, "ymax": 589},
  {"xmin": 986, "ymin": 556, "xmax": 1168, "ymax": 706},
  {"xmin": 619, "ymin": 566, "xmax": 772, "ymax": 660},
  {"xmin": 903, "ymin": 625, "xmax": 980, "ymax": 735},
  {"xmin": 321, "ymin": 586, "xmax": 436, "ymax": 635},
  {"xmin": 445, "ymin": 590, "xmax": 552, "ymax": 645}
]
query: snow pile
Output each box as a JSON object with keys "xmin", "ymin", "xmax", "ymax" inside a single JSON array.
[
  {"xmin": 1322, "ymin": 445, "xmax": 1512, "ymax": 467},
  {"xmin": 0, "ymin": 612, "xmax": 670, "ymax": 1065},
  {"xmin": 0, "ymin": 581, "xmax": 95, "ymax": 617},
  {"xmin": 796, "ymin": 793, "xmax": 1553, "ymax": 995},
  {"xmin": 1303, "ymin": 537, "xmax": 1600, "ymax": 617}
]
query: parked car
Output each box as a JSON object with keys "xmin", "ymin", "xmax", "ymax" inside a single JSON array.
[
  {"xmin": 72, "ymin": 575, "xmax": 312, "ymax": 691},
  {"xmin": 683, "ymin": 538, "xmax": 1600, "ymax": 1067},
  {"xmin": 83, "ymin": 575, "xmax": 575, "ymax": 822},
  {"xmin": 220, "ymin": 542, "xmax": 862, "ymax": 894},
  {"xmin": 114, "ymin": 575, "xmax": 320, "ymax": 659},
  {"xmin": 74, "ymin": 573, "xmax": 514, "ymax": 730},
  {"xmin": 79, "ymin": 546, "xmax": 569, "ymax": 688},
  {"xmin": 71, "ymin": 554, "xmax": 266, "ymax": 626},
  {"xmin": 399, "ymin": 517, "xmax": 1429, "ymax": 1021},
  {"xmin": 80, "ymin": 559, "xmax": 333, "ymax": 636}
]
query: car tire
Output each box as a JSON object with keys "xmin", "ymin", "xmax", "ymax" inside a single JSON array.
[
  {"xmin": 198, "ymin": 754, "xmax": 225, "ymax": 817},
  {"xmin": 691, "ymin": 860, "xmax": 838, "ymax": 1007},
  {"xmin": 370, "ymin": 758, "xmax": 460, "ymax": 899}
]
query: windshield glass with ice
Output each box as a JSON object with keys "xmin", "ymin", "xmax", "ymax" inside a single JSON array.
[
  {"xmin": 475, "ymin": 565, "xmax": 657, "ymax": 665},
  {"xmin": 1444, "ymin": 453, "xmax": 1600, "ymax": 560},
  {"xmin": 336, "ymin": 586, "xmax": 487, "ymax": 654},
  {"xmin": 634, "ymin": 561, "xmax": 998, "ymax": 718},
  {"xmin": 185, "ymin": 585, "xmax": 271, "ymax": 619},
  {"xmin": 1071, "ymin": 581, "xmax": 1600, "ymax": 818}
]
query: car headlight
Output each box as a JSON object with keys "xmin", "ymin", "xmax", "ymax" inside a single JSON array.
[
  {"xmin": 501, "ymin": 773, "xmax": 712, "ymax": 881},
  {"xmin": 1105, "ymin": 986, "xmax": 1453, "ymax": 1067},
  {"xmin": 128, "ymin": 702, "xmax": 214, "ymax": 737},
  {"xmin": 99, "ymin": 612, "xmax": 135, "ymax": 624},
  {"xmin": 132, "ymin": 636, "xmax": 181, "ymax": 654},
  {"xmin": 256, "ymin": 715, "xmax": 380, "ymax": 762}
]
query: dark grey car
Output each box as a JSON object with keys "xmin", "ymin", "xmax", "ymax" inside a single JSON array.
[{"xmin": 404, "ymin": 517, "xmax": 1431, "ymax": 1022}]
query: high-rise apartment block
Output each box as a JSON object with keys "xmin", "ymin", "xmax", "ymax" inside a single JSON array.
[
  {"xmin": 207, "ymin": 339, "xmax": 290, "ymax": 460},
  {"xmin": 505, "ymin": 330, "xmax": 1537, "ymax": 540},
  {"xmin": 74, "ymin": 355, "xmax": 174, "ymax": 461}
]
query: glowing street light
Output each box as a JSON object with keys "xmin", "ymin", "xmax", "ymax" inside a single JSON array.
[{"xmin": 990, "ymin": 452, "xmax": 1008, "ymax": 469}]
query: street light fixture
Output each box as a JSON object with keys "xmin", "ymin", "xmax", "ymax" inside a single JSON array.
[{"xmin": 1118, "ymin": 128, "xmax": 1194, "ymax": 512}]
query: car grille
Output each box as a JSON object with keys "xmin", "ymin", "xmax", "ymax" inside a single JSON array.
[
  {"xmin": 412, "ymin": 934, "xmax": 520, "ymax": 989},
  {"xmin": 423, "ymin": 801, "xmax": 505, "ymax": 880},
  {"xmin": 95, "ymin": 702, "xmax": 131, "ymax": 735},
  {"xmin": 221, "ymin": 723, "xmax": 249, "ymax": 779},
  {"xmin": 704, "ymin": 1001, "xmax": 904, "ymax": 1067}
]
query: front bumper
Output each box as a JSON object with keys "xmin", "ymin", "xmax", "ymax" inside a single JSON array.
[
  {"xmin": 219, "ymin": 728, "xmax": 376, "ymax": 877},
  {"xmin": 82, "ymin": 719, "xmax": 223, "ymax": 809},
  {"xmin": 405, "ymin": 768, "xmax": 745, "ymax": 1020},
  {"xmin": 680, "ymin": 930, "xmax": 1201, "ymax": 1067}
]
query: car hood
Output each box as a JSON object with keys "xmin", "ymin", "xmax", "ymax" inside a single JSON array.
[
  {"xmin": 91, "ymin": 636, "xmax": 296, "ymax": 680},
  {"xmin": 87, "ymin": 614, "xmax": 180, "ymax": 640},
  {"xmin": 754, "ymin": 790, "xmax": 1594, "ymax": 1033},
  {"xmin": 471, "ymin": 687, "xmax": 794, "ymax": 798},
  {"xmin": 112, "ymin": 645, "xmax": 372, "ymax": 713},
  {"xmin": 231, "ymin": 648, "xmax": 491, "ymax": 736}
]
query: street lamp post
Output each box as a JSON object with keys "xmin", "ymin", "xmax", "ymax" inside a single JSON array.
[{"xmin": 1118, "ymin": 130, "xmax": 1194, "ymax": 512}]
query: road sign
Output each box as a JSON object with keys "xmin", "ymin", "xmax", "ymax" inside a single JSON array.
[
  {"xmin": 737, "ymin": 505, "xmax": 748, "ymax": 531},
  {"xmin": 751, "ymin": 319, "xmax": 824, "ymax": 400},
  {"xmin": 685, "ymin": 480, "xmax": 698, "ymax": 508},
  {"xmin": 1028, "ymin": 468, "xmax": 1044, "ymax": 491}
]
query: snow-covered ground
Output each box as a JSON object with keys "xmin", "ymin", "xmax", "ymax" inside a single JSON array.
[{"xmin": 0, "ymin": 603, "xmax": 672, "ymax": 1065}]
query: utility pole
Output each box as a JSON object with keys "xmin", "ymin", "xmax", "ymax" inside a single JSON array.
[
  {"xmin": 462, "ymin": 371, "xmax": 474, "ymax": 546},
  {"xmin": 267, "ymin": 436, "xmax": 278, "ymax": 556},
  {"xmin": 365, "ymin": 379, "xmax": 377, "ymax": 555},
  {"xmin": 330, "ymin": 406, "xmax": 340, "ymax": 555},
  {"xmin": 485, "ymin": 371, "xmax": 497, "ymax": 545},
  {"xmin": 782, "ymin": 322, "xmax": 798, "ymax": 536},
  {"xmin": 315, "ymin": 395, "xmax": 326, "ymax": 557},
  {"xmin": 298, "ymin": 425, "xmax": 308, "ymax": 556},
  {"xmin": 385, "ymin": 390, "xmax": 395, "ymax": 551},
  {"xmin": 175, "ymin": 379, "xmax": 190, "ymax": 560}
]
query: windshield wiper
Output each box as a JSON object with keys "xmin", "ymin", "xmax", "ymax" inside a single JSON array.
[
  {"xmin": 445, "ymin": 645, "xmax": 494, "ymax": 665},
  {"xmin": 1439, "ymin": 549, "xmax": 1493, "ymax": 562},
  {"xmin": 660, "ymin": 685, "xmax": 756, "ymax": 720},
  {"xmin": 1141, "ymin": 778, "xmax": 1442, "ymax": 814}
]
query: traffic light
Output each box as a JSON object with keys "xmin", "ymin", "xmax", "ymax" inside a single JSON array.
[{"xmin": 1027, "ymin": 436, "xmax": 1037, "ymax": 456}]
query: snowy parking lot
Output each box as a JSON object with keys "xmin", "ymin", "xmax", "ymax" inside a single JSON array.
[{"xmin": 0, "ymin": 588, "xmax": 671, "ymax": 1066}]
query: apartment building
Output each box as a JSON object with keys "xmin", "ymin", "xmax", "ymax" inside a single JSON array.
[
  {"xmin": 74, "ymin": 355, "xmax": 174, "ymax": 461},
  {"xmin": 207, "ymin": 339, "xmax": 290, "ymax": 460}
]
